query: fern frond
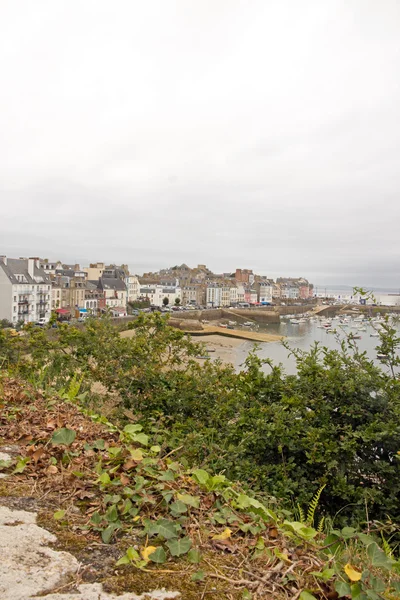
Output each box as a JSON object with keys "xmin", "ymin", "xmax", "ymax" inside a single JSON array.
[
  {"xmin": 67, "ymin": 373, "xmax": 83, "ymax": 400},
  {"xmin": 317, "ymin": 516, "xmax": 325, "ymax": 533},
  {"xmin": 297, "ymin": 503, "xmax": 306, "ymax": 524},
  {"xmin": 306, "ymin": 484, "xmax": 326, "ymax": 526},
  {"xmin": 381, "ymin": 533, "xmax": 393, "ymax": 558}
]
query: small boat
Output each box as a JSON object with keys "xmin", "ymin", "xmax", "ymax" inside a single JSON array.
[
  {"xmin": 196, "ymin": 355, "xmax": 210, "ymax": 359},
  {"xmin": 205, "ymin": 348, "xmax": 216, "ymax": 352},
  {"xmin": 352, "ymin": 335, "xmax": 362, "ymax": 339},
  {"xmin": 219, "ymin": 323, "xmax": 228, "ymax": 328},
  {"xmin": 228, "ymin": 321, "xmax": 236, "ymax": 326},
  {"xmin": 243, "ymin": 322, "xmax": 253, "ymax": 326},
  {"xmin": 326, "ymin": 328, "xmax": 336, "ymax": 333},
  {"xmin": 377, "ymin": 353, "xmax": 388, "ymax": 360},
  {"xmin": 299, "ymin": 318, "xmax": 307, "ymax": 323},
  {"xmin": 290, "ymin": 319, "xmax": 300, "ymax": 324},
  {"xmin": 370, "ymin": 332, "xmax": 380, "ymax": 338},
  {"xmin": 226, "ymin": 325, "xmax": 234, "ymax": 329}
]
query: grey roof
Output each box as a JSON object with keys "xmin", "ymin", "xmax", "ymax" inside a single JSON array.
[
  {"xmin": 99, "ymin": 277, "xmax": 126, "ymax": 291},
  {"xmin": 55, "ymin": 269, "xmax": 75, "ymax": 277},
  {"xmin": 140, "ymin": 287, "xmax": 156, "ymax": 294},
  {"xmin": 0, "ymin": 258, "xmax": 51, "ymax": 285}
]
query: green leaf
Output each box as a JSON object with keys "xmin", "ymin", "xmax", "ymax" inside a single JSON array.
[
  {"xmin": 101, "ymin": 522, "xmax": 119, "ymax": 544},
  {"xmin": 51, "ymin": 428, "xmax": 76, "ymax": 446},
  {"xmin": 116, "ymin": 555, "xmax": 130, "ymax": 566},
  {"xmin": 13, "ymin": 457, "xmax": 30, "ymax": 473},
  {"xmin": 176, "ymin": 493, "xmax": 200, "ymax": 509},
  {"xmin": 191, "ymin": 469, "xmax": 209, "ymax": 485},
  {"xmin": 124, "ymin": 424, "xmax": 143, "ymax": 434},
  {"xmin": 105, "ymin": 504, "xmax": 119, "ymax": 522},
  {"xmin": 130, "ymin": 448, "xmax": 144, "ymax": 461},
  {"xmin": 366, "ymin": 591, "xmax": 381, "ymax": 600},
  {"xmin": 92, "ymin": 439, "xmax": 105, "ymax": 450},
  {"xmin": 341, "ymin": 526, "xmax": 357, "ymax": 539},
  {"xmin": 126, "ymin": 547, "xmax": 140, "ymax": 561},
  {"xmin": 133, "ymin": 433, "xmax": 149, "ymax": 446},
  {"xmin": 299, "ymin": 593, "xmax": 318, "ymax": 600},
  {"xmin": 158, "ymin": 470, "xmax": 175, "ymax": 481},
  {"xmin": 309, "ymin": 568, "xmax": 335, "ymax": 581},
  {"xmin": 90, "ymin": 511, "xmax": 102, "ymax": 525},
  {"xmin": 191, "ymin": 570, "xmax": 205, "ymax": 581},
  {"xmin": 242, "ymin": 590, "xmax": 252, "ymax": 600},
  {"xmin": 53, "ymin": 510, "xmax": 66, "ymax": 520},
  {"xmin": 148, "ymin": 547, "xmax": 167, "ymax": 563},
  {"xmin": 98, "ymin": 472, "xmax": 111, "ymax": 485},
  {"xmin": 169, "ymin": 500, "xmax": 187, "ymax": 514},
  {"xmin": 187, "ymin": 548, "xmax": 202, "ymax": 564},
  {"xmin": 147, "ymin": 518, "xmax": 180, "ymax": 540},
  {"xmin": 166, "ymin": 536, "xmax": 192, "ymax": 556},
  {"xmin": 335, "ymin": 581, "xmax": 351, "ymax": 597},
  {"xmin": 367, "ymin": 542, "xmax": 393, "ymax": 569},
  {"xmin": 150, "ymin": 445, "xmax": 161, "ymax": 453},
  {"xmin": 358, "ymin": 533, "xmax": 375, "ymax": 547}
]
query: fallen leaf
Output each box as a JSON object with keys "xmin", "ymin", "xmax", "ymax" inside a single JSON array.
[
  {"xmin": 120, "ymin": 474, "xmax": 130, "ymax": 485},
  {"xmin": 32, "ymin": 447, "xmax": 45, "ymax": 463},
  {"xmin": 46, "ymin": 465, "xmax": 58, "ymax": 474},
  {"xmin": 268, "ymin": 527, "xmax": 279, "ymax": 539},
  {"xmin": 141, "ymin": 545, "xmax": 158, "ymax": 562},
  {"xmin": 212, "ymin": 527, "xmax": 232, "ymax": 541},
  {"xmin": 344, "ymin": 563, "xmax": 362, "ymax": 582}
]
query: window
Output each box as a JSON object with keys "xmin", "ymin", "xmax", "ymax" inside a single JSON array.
[
  {"xmin": 14, "ymin": 296, "xmax": 16, "ymax": 302},
  {"xmin": 13, "ymin": 306, "xmax": 16, "ymax": 312}
]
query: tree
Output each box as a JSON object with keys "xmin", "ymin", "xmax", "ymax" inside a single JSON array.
[
  {"xmin": 163, "ymin": 297, "xmax": 169, "ymax": 306},
  {"xmin": 175, "ymin": 297, "xmax": 181, "ymax": 306}
]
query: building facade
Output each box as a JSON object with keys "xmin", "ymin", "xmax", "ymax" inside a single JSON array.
[{"xmin": 0, "ymin": 256, "xmax": 52, "ymax": 324}]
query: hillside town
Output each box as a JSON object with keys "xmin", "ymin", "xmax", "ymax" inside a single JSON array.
[{"xmin": 0, "ymin": 255, "xmax": 315, "ymax": 325}]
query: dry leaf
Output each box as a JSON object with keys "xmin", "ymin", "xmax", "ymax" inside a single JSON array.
[
  {"xmin": 32, "ymin": 447, "xmax": 45, "ymax": 463},
  {"xmin": 46, "ymin": 465, "xmax": 58, "ymax": 474},
  {"xmin": 120, "ymin": 474, "xmax": 130, "ymax": 485},
  {"xmin": 344, "ymin": 563, "xmax": 362, "ymax": 582},
  {"xmin": 141, "ymin": 545, "xmax": 158, "ymax": 562},
  {"xmin": 212, "ymin": 527, "xmax": 232, "ymax": 541}
]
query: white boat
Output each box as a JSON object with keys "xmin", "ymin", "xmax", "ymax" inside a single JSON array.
[
  {"xmin": 243, "ymin": 322, "xmax": 253, "ymax": 326},
  {"xmin": 370, "ymin": 333, "xmax": 380, "ymax": 337},
  {"xmin": 219, "ymin": 323, "xmax": 228, "ymax": 328},
  {"xmin": 299, "ymin": 318, "xmax": 307, "ymax": 323},
  {"xmin": 290, "ymin": 319, "xmax": 300, "ymax": 324}
]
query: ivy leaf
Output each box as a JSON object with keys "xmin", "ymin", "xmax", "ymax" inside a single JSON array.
[
  {"xmin": 148, "ymin": 547, "xmax": 167, "ymax": 564},
  {"xmin": 51, "ymin": 428, "xmax": 76, "ymax": 446},
  {"xmin": 133, "ymin": 433, "xmax": 149, "ymax": 446},
  {"xmin": 141, "ymin": 545, "xmax": 159, "ymax": 562},
  {"xmin": 105, "ymin": 504, "xmax": 119, "ymax": 522},
  {"xmin": 335, "ymin": 581, "xmax": 351, "ymax": 598},
  {"xmin": 191, "ymin": 469, "xmax": 209, "ymax": 485},
  {"xmin": 101, "ymin": 522, "xmax": 119, "ymax": 544},
  {"xmin": 130, "ymin": 448, "xmax": 144, "ymax": 461},
  {"xmin": 176, "ymin": 493, "xmax": 200, "ymax": 509},
  {"xmin": 344, "ymin": 564, "xmax": 362, "ymax": 582},
  {"xmin": 299, "ymin": 593, "xmax": 318, "ymax": 600},
  {"xmin": 187, "ymin": 548, "xmax": 201, "ymax": 563},
  {"xmin": 166, "ymin": 536, "xmax": 192, "ymax": 556},
  {"xmin": 124, "ymin": 424, "xmax": 143, "ymax": 434},
  {"xmin": 367, "ymin": 542, "xmax": 393, "ymax": 569},
  {"xmin": 191, "ymin": 570, "xmax": 205, "ymax": 582},
  {"xmin": 147, "ymin": 518, "xmax": 180, "ymax": 539},
  {"xmin": 169, "ymin": 500, "xmax": 187, "ymax": 514}
]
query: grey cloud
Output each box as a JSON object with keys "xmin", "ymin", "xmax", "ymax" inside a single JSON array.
[{"xmin": 0, "ymin": 0, "xmax": 399, "ymax": 288}]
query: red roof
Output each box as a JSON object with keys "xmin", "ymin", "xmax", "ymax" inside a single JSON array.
[{"xmin": 55, "ymin": 308, "xmax": 70, "ymax": 314}]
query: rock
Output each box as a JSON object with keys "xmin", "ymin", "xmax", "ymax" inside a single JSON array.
[{"xmin": 0, "ymin": 505, "xmax": 180, "ymax": 600}]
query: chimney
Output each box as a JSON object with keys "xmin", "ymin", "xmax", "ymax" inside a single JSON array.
[
  {"xmin": 0, "ymin": 256, "xmax": 7, "ymax": 265},
  {"xmin": 28, "ymin": 257, "xmax": 36, "ymax": 278}
]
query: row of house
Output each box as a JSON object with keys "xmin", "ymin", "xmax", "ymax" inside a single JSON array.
[{"xmin": 0, "ymin": 256, "xmax": 314, "ymax": 324}]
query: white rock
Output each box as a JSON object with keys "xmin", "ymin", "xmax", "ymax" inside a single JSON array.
[{"xmin": 0, "ymin": 506, "xmax": 179, "ymax": 600}]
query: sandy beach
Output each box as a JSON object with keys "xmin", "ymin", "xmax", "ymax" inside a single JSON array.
[{"xmin": 193, "ymin": 334, "xmax": 247, "ymax": 365}]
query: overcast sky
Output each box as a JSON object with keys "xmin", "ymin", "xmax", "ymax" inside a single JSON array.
[{"xmin": 1, "ymin": 1, "xmax": 399, "ymax": 287}]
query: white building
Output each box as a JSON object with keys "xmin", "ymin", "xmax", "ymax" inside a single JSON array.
[
  {"xmin": 206, "ymin": 285, "xmax": 222, "ymax": 307},
  {"xmin": 229, "ymin": 285, "xmax": 238, "ymax": 305},
  {"xmin": 0, "ymin": 256, "xmax": 52, "ymax": 324},
  {"xmin": 125, "ymin": 275, "xmax": 140, "ymax": 303},
  {"xmin": 259, "ymin": 283, "xmax": 273, "ymax": 304},
  {"xmin": 139, "ymin": 285, "xmax": 181, "ymax": 307}
]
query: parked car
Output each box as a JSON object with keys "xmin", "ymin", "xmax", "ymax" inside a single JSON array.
[{"xmin": 35, "ymin": 318, "xmax": 48, "ymax": 326}]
